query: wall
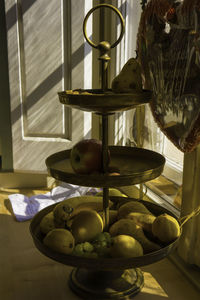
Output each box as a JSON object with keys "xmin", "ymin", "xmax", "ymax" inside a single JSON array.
[{"xmin": 0, "ymin": 0, "xmax": 13, "ymax": 171}]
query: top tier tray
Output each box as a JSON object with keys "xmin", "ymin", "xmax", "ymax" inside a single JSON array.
[{"xmin": 58, "ymin": 89, "xmax": 152, "ymax": 114}]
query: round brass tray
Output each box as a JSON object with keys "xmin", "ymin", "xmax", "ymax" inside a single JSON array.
[
  {"xmin": 58, "ymin": 89, "xmax": 152, "ymax": 113},
  {"xmin": 45, "ymin": 146, "xmax": 165, "ymax": 187},
  {"xmin": 30, "ymin": 200, "xmax": 180, "ymax": 271}
]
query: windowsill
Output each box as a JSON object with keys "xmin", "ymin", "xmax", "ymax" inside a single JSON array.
[
  {"xmin": 144, "ymin": 184, "xmax": 180, "ymax": 218},
  {"xmin": 145, "ymin": 175, "xmax": 182, "ymax": 210},
  {"xmin": 119, "ymin": 175, "xmax": 181, "ymax": 217}
]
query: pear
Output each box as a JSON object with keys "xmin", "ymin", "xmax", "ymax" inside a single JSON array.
[
  {"xmin": 64, "ymin": 195, "xmax": 104, "ymax": 208},
  {"xmin": 125, "ymin": 212, "xmax": 156, "ymax": 233},
  {"xmin": 53, "ymin": 201, "xmax": 73, "ymax": 223},
  {"xmin": 152, "ymin": 213, "xmax": 181, "ymax": 244},
  {"xmin": 53, "ymin": 195, "xmax": 104, "ymax": 223},
  {"xmin": 71, "ymin": 209, "xmax": 103, "ymax": 243},
  {"xmin": 111, "ymin": 58, "xmax": 143, "ymax": 93},
  {"xmin": 98, "ymin": 210, "xmax": 118, "ymax": 226},
  {"xmin": 70, "ymin": 199, "xmax": 112, "ymax": 218},
  {"xmin": 110, "ymin": 235, "xmax": 143, "ymax": 258},
  {"xmin": 109, "ymin": 218, "xmax": 160, "ymax": 254},
  {"xmin": 96, "ymin": 188, "xmax": 127, "ymax": 198},
  {"xmin": 40, "ymin": 212, "xmax": 56, "ymax": 234},
  {"xmin": 54, "ymin": 218, "xmax": 66, "ymax": 229},
  {"xmin": 43, "ymin": 228, "xmax": 75, "ymax": 254},
  {"xmin": 117, "ymin": 201, "xmax": 153, "ymax": 220}
]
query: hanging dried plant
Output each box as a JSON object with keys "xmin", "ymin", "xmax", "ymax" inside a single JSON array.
[
  {"xmin": 136, "ymin": 0, "xmax": 200, "ymax": 152},
  {"xmin": 140, "ymin": 0, "xmax": 148, "ymax": 10},
  {"xmin": 181, "ymin": 0, "xmax": 200, "ymax": 14},
  {"xmin": 142, "ymin": 0, "xmax": 171, "ymax": 21}
]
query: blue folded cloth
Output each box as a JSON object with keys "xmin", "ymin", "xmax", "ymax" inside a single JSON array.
[{"xmin": 8, "ymin": 183, "xmax": 99, "ymax": 221}]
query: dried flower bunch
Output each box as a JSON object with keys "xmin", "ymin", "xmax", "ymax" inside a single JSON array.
[{"xmin": 137, "ymin": 0, "xmax": 200, "ymax": 152}]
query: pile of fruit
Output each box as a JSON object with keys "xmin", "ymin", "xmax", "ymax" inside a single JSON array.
[{"xmin": 39, "ymin": 189, "xmax": 181, "ymax": 259}]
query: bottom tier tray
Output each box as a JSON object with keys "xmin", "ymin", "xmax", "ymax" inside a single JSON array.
[{"xmin": 30, "ymin": 200, "xmax": 180, "ymax": 299}]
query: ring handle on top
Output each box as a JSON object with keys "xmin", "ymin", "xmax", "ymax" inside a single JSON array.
[{"xmin": 83, "ymin": 4, "xmax": 125, "ymax": 49}]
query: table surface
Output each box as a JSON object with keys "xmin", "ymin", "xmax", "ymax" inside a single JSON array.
[{"xmin": 0, "ymin": 187, "xmax": 199, "ymax": 300}]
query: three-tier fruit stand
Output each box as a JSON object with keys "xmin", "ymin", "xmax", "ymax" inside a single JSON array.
[{"xmin": 30, "ymin": 4, "xmax": 181, "ymax": 299}]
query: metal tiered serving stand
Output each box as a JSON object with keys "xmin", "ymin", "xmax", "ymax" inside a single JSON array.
[{"xmin": 30, "ymin": 4, "xmax": 180, "ymax": 299}]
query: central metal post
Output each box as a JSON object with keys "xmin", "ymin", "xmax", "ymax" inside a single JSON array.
[
  {"xmin": 83, "ymin": 3, "xmax": 125, "ymax": 231},
  {"xmin": 102, "ymin": 113, "xmax": 109, "ymax": 230},
  {"xmin": 98, "ymin": 41, "xmax": 111, "ymax": 230}
]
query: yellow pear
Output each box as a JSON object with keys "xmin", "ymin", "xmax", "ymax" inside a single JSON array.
[
  {"xmin": 53, "ymin": 195, "xmax": 104, "ymax": 223},
  {"xmin": 53, "ymin": 202, "xmax": 73, "ymax": 222},
  {"xmin": 109, "ymin": 218, "xmax": 160, "ymax": 254},
  {"xmin": 125, "ymin": 212, "xmax": 156, "ymax": 233},
  {"xmin": 152, "ymin": 213, "xmax": 181, "ymax": 243},
  {"xmin": 40, "ymin": 212, "xmax": 56, "ymax": 234},
  {"xmin": 53, "ymin": 218, "xmax": 66, "ymax": 229},
  {"xmin": 43, "ymin": 228, "xmax": 75, "ymax": 254},
  {"xmin": 70, "ymin": 200, "xmax": 112, "ymax": 218},
  {"xmin": 98, "ymin": 210, "xmax": 118, "ymax": 226},
  {"xmin": 71, "ymin": 209, "xmax": 103, "ymax": 243},
  {"xmin": 117, "ymin": 201, "xmax": 153, "ymax": 219},
  {"xmin": 96, "ymin": 188, "xmax": 127, "ymax": 198},
  {"xmin": 111, "ymin": 58, "xmax": 142, "ymax": 93},
  {"xmin": 110, "ymin": 235, "xmax": 143, "ymax": 258}
]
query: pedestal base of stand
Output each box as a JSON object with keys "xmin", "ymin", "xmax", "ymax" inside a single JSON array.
[{"xmin": 69, "ymin": 267, "xmax": 144, "ymax": 299}]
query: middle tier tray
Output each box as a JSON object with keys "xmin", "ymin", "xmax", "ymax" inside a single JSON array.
[{"xmin": 46, "ymin": 146, "xmax": 165, "ymax": 187}]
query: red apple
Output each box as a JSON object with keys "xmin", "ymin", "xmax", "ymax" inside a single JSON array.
[{"xmin": 70, "ymin": 139, "xmax": 110, "ymax": 174}]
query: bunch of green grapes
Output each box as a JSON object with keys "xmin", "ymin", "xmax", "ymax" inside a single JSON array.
[
  {"xmin": 92, "ymin": 232, "xmax": 112, "ymax": 257},
  {"xmin": 72, "ymin": 242, "xmax": 98, "ymax": 258}
]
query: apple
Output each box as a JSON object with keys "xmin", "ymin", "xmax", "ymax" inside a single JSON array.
[{"xmin": 70, "ymin": 139, "xmax": 110, "ymax": 174}]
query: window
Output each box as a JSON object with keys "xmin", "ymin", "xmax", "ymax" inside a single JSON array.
[
  {"xmin": 140, "ymin": 105, "xmax": 183, "ymax": 213},
  {"xmin": 112, "ymin": 0, "xmax": 184, "ymax": 214}
]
